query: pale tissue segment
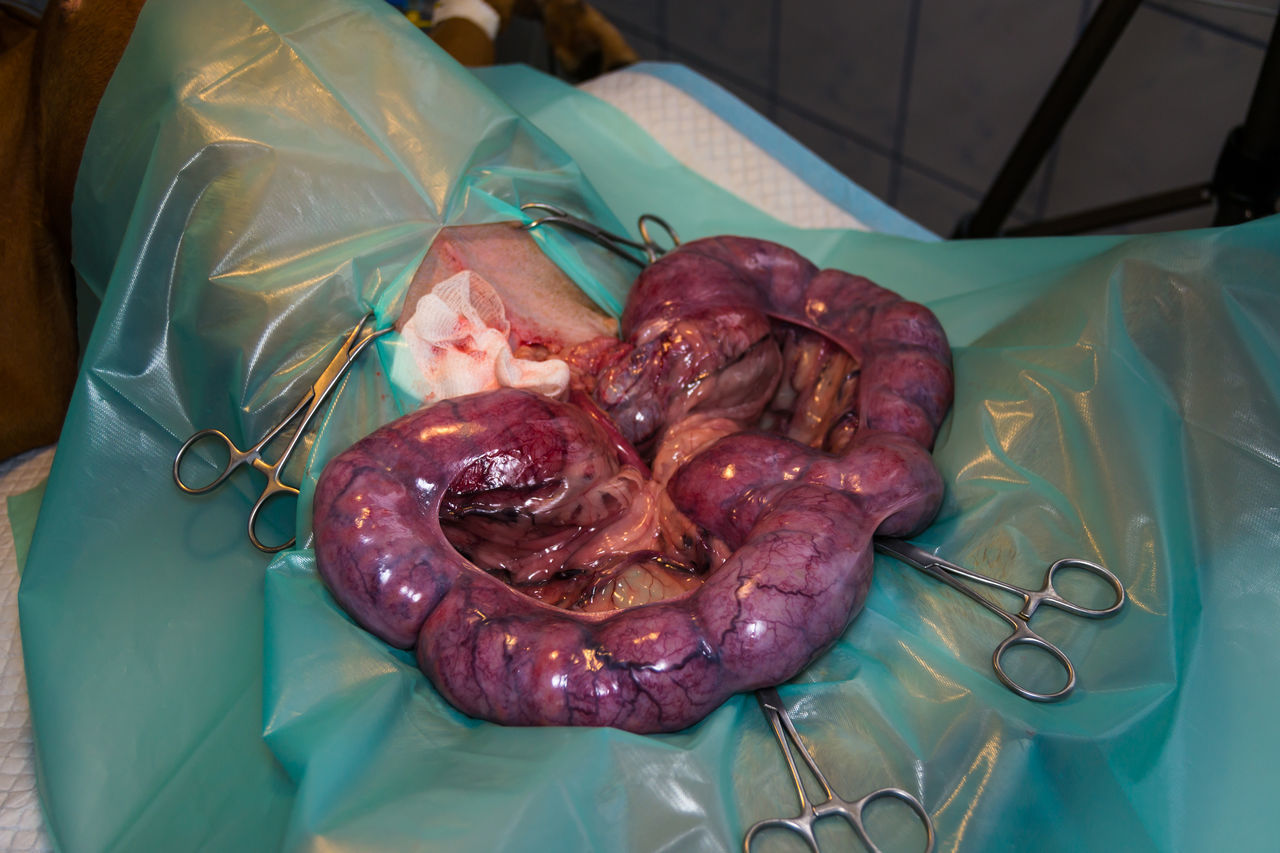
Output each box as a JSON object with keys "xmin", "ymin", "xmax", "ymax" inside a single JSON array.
[{"xmin": 392, "ymin": 270, "xmax": 571, "ymax": 404}]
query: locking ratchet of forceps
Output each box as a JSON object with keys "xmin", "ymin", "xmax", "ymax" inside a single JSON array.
[
  {"xmin": 745, "ymin": 687, "xmax": 934, "ymax": 853},
  {"xmin": 874, "ymin": 538, "xmax": 1126, "ymax": 702},
  {"xmin": 173, "ymin": 312, "xmax": 390, "ymax": 552}
]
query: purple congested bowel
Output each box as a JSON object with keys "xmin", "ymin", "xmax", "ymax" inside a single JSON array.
[{"xmin": 314, "ymin": 234, "xmax": 953, "ymax": 733}]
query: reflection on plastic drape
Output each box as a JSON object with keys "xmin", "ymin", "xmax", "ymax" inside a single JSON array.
[{"xmin": 17, "ymin": 0, "xmax": 1280, "ymax": 850}]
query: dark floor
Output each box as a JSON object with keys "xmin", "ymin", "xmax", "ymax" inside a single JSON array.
[{"xmin": 501, "ymin": 0, "xmax": 1276, "ymax": 237}]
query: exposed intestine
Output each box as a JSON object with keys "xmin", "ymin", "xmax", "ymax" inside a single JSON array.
[{"xmin": 314, "ymin": 235, "xmax": 953, "ymax": 733}]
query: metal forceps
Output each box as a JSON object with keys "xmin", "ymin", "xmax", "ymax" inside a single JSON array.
[
  {"xmin": 745, "ymin": 687, "xmax": 934, "ymax": 853},
  {"xmin": 519, "ymin": 201, "xmax": 680, "ymax": 265},
  {"xmin": 874, "ymin": 538, "xmax": 1127, "ymax": 702},
  {"xmin": 173, "ymin": 312, "xmax": 390, "ymax": 552}
]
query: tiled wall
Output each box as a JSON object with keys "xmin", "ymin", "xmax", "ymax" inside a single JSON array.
[{"xmin": 577, "ymin": 0, "xmax": 1275, "ymax": 236}]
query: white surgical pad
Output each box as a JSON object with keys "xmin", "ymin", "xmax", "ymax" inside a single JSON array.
[{"xmin": 390, "ymin": 270, "xmax": 570, "ymax": 405}]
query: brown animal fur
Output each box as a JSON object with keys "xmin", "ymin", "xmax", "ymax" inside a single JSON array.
[
  {"xmin": 0, "ymin": 0, "xmax": 145, "ymax": 459},
  {"xmin": 431, "ymin": 0, "xmax": 636, "ymax": 77}
]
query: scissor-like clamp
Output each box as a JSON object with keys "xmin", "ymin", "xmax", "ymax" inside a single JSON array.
[
  {"xmin": 520, "ymin": 201, "xmax": 680, "ymax": 265},
  {"xmin": 875, "ymin": 538, "xmax": 1127, "ymax": 702},
  {"xmin": 745, "ymin": 686, "xmax": 935, "ymax": 853},
  {"xmin": 173, "ymin": 312, "xmax": 390, "ymax": 552}
]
